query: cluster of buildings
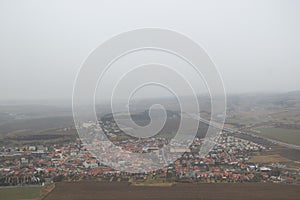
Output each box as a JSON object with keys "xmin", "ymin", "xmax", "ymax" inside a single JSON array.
[{"xmin": 0, "ymin": 120, "xmax": 299, "ymax": 186}]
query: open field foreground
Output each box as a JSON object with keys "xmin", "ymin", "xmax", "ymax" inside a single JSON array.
[
  {"xmin": 0, "ymin": 184, "xmax": 54, "ymax": 200},
  {"xmin": 0, "ymin": 186, "xmax": 40, "ymax": 200},
  {"xmin": 43, "ymin": 182, "xmax": 300, "ymax": 200}
]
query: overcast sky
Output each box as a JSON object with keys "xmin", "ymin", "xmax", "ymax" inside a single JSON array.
[{"xmin": 0, "ymin": 0, "xmax": 299, "ymax": 101}]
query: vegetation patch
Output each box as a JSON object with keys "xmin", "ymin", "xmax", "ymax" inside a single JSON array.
[
  {"xmin": 0, "ymin": 186, "xmax": 41, "ymax": 200},
  {"xmin": 254, "ymin": 127, "xmax": 300, "ymax": 146}
]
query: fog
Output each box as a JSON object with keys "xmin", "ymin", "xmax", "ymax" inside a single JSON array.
[{"xmin": 0, "ymin": 0, "xmax": 299, "ymax": 101}]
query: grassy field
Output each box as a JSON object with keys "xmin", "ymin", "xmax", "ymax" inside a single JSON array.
[
  {"xmin": 254, "ymin": 127, "xmax": 300, "ymax": 146},
  {"xmin": 0, "ymin": 187, "xmax": 41, "ymax": 200},
  {"xmin": 0, "ymin": 184, "xmax": 55, "ymax": 200}
]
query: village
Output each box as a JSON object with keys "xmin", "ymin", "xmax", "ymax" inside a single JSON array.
[{"xmin": 0, "ymin": 120, "xmax": 299, "ymax": 186}]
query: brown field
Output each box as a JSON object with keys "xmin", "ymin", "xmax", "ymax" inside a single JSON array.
[
  {"xmin": 262, "ymin": 146, "xmax": 300, "ymax": 161},
  {"xmin": 43, "ymin": 181, "xmax": 300, "ymax": 200},
  {"xmin": 249, "ymin": 154, "xmax": 291, "ymax": 163}
]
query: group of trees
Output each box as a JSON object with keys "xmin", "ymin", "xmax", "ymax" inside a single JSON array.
[{"xmin": 0, "ymin": 175, "xmax": 44, "ymax": 186}]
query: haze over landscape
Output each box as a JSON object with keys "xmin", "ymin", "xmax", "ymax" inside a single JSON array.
[
  {"xmin": 0, "ymin": 1, "xmax": 300, "ymax": 200},
  {"xmin": 0, "ymin": 0, "xmax": 300, "ymax": 101}
]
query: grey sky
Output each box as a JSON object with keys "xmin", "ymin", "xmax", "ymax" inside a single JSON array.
[{"xmin": 0, "ymin": 0, "xmax": 299, "ymax": 101}]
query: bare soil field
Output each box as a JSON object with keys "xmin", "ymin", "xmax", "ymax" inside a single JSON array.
[
  {"xmin": 43, "ymin": 181, "xmax": 300, "ymax": 200},
  {"xmin": 263, "ymin": 146, "xmax": 300, "ymax": 161},
  {"xmin": 249, "ymin": 154, "xmax": 291, "ymax": 163}
]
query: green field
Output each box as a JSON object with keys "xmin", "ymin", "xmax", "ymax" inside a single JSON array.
[
  {"xmin": 0, "ymin": 187, "xmax": 41, "ymax": 200},
  {"xmin": 255, "ymin": 127, "xmax": 300, "ymax": 146}
]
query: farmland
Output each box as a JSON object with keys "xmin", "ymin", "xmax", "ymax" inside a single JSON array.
[
  {"xmin": 43, "ymin": 181, "xmax": 300, "ymax": 200},
  {"xmin": 254, "ymin": 127, "xmax": 300, "ymax": 146},
  {"xmin": 0, "ymin": 186, "xmax": 41, "ymax": 200},
  {"xmin": 0, "ymin": 184, "xmax": 54, "ymax": 200}
]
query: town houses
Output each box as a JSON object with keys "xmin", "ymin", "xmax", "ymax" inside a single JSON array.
[{"xmin": 0, "ymin": 121, "xmax": 299, "ymax": 186}]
